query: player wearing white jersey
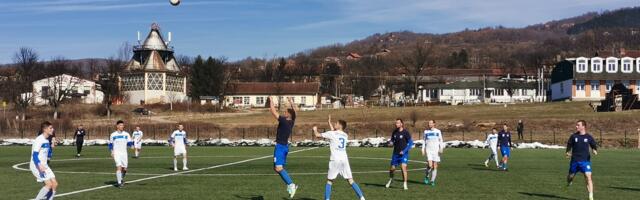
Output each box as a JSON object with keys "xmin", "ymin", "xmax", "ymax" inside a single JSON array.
[
  {"xmin": 170, "ymin": 124, "xmax": 188, "ymax": 171},
  {"xmin": 421, "ymin": 120, "xmax": 444, "ymax": 186},
  {"xmin": 312, "ymin": 115, "xmax": 365, "ymax": 200},
  {"xmin": 484, "ymin": 128, "xmax": 500, "ymax": 168},
  {"xmin": 132, "ymin": 127, "xmax": 143, "ymax": 158},
  {"xmin": 109, "ymin": 120, "xmax": 133, "ymax": 188},
  {"xmin": 31, "ymin": 121, "xmax": 58, "ymax": 200}
]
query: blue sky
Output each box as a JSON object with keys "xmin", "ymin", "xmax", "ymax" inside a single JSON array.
[{"xmin": 0, "ymin": 0, "xmax": 638, "ymax": 64}]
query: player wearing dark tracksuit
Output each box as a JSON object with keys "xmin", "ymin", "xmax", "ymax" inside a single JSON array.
[{"xmin": 75, "ymin": 126, "xmax": 87, "ymax": 157}]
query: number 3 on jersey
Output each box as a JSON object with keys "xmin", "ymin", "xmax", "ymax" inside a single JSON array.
[{"xmin": 338, "ymin": 138, "xmax": 346, "ymax": 149}]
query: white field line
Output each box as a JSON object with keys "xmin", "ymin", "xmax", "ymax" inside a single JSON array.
[{"xmin": 50, "ymin": 147, "xmax": 318, "ymax": 198}]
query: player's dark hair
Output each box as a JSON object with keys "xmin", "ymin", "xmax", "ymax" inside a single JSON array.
[
  {"xmin": 396, "ymin": 118, "xmax": 404, "ymax": 124},
  {"xmin": 338, "ymin": 120, "xmax": 347, "ymax": 130},
  {"xmin": 503, "ymin": 123, "xmax": 508, "ymax": 127},
  {"xmin": 287, "ymin": 108, "xmax": 296, "ymax": 120},
  {"xmin": 41, "ymin": 121, "xmax": 52, "ymax": 131},
  {"xmin": 429, "ymin": 119, "xmax": 436, "ymax": 124},
  {"xmin": 492, "ymin": 127, "xmax": 497, "ymax": 131},
  {"xmin": 116, "ymin": 120, "xmax": 124, "ymax": 125},
  {"xmin": 577, "ymin": 120, "xmax": 587, "ymax": 127}
]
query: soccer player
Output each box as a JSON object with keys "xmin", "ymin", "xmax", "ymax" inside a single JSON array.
[
  {"xmin": 75, "ymin": 125, "xmax": 86, "ymax": 158},
  {"xmin": 497, "ymin": 123, "xmax": 513, "ymax": 171},
  {"xmin": 484, "ymin": 128, "xmax": 500, "ymax": 168},
  {"xmin": 385, "ymin": 118, "xmax": 413, "ymax": 190},
  {"xmin": 566, "ymin": 120, "xmax": 598, "ymax": 200},
  {"xmin": 37, "ymin": 129, "xmax": 56, "ymax": 164},
  {"xmin": 109, "ymin": 120, "xmax": 133, "ymax": 188},
  {"xmin": 169, "ymin": 124, "xmax": 188, "ymax": 171},
  {"xmin": 31, "ymin": 121, "xmax": 58, "ymax": 200},
  {"xmin": 269, "ymin": 96, "xmax": 298, "ymax": 198},
  {"xmin": 132, "ymin": 126, "xmax": 143, "ymax": 158},
  {"xmin": 312, "ymin": 115, "xmax": 365, "ymax": 200},
  {"xmin": 421, "ymin": 120, "xmax": 444, "ymax": 186}
]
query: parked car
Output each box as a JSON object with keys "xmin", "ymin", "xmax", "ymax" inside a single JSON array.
[{"xmin": 132, "ymin": 108, "xmax": 152, "ymax": 115}]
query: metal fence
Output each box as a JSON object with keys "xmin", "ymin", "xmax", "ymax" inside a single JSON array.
[{"xmin": 2, "ymin": 121, "xmax": 639, "ymax": 148}]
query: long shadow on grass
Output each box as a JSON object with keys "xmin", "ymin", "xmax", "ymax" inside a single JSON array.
[
  {"xmin": 103, "ymin": 181, "xmax": 118, "ymax": 187},
  {"xmin": 518, "ymin": 192, "xmax": 575, "ymax": 200},
  {"xmin": 233, "ymin": 195, "xmax": 264, "ymax": 200},
  {"xmin": 609, "ymin": 186, "xmax": 640, "ymax": 192}
]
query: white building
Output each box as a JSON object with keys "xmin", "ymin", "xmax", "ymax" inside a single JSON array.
[
  {"xmin": 32, "ymin": 74, "xmax": 104, "ymax": 105},
  {"xmin": 224, "ymin": 82, "xmax": 320, "ymax": 108},
  {"xmin": 121, "ymin": 23, "xmax": 187, "ymax": 105},
  {"xmin": 417, "ymin": 80, "xmax": 544, "ymax": 105}
]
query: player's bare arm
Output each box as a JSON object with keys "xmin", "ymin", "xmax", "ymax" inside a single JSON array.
[{"xmin": 269, "ymin": 96, "xmax": 279, "ymax": 120}]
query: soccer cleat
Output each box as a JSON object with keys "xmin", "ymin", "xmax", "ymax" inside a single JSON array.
[
  {"xmin": 183, "ymin": 167, "xmax": 189, "ymax": 170},
  {"xmin": 567, "ymin": 181, "xmax": 573, "ymax": 187},
  {"xmin": 484, "ymin": 160, "xmax": 489, "ymax": 168},
  {"xmin": 385, "ymin": 179, "xmax": 392, "ymax": 188},
  {"xmin": 424, "ymin": 177, "xmax": 430, "ymax": 185},
  {"xmin": 360, "ymin": 197, "xmax": 366, "ymax": 200},
  {"xmin": 287, "ymin": 184, "xmax": 298, "ymax": 198},
  {"xmin": 430, "ymin": 181, "xmax": 436, "ymax": 187},
  {"xmin": 403, "ymin": 182, "xmax": 408, "ymax": 190}
]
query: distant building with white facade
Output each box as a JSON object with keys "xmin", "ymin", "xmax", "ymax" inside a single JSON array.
[
  {"xmin": 418, "ymin": 79, "xmax": 544, "ymax": 105},
  {"xmin": 121, "ymin": 23, "xmax": 187, "ymax": 105},
  {"xmin": 32, "ymin": 74, "xmax": 103, "ymax": 105},
  {"xmin": 551, "ymin": 54, "xmax": 640, "ymax": 101},
  {"xmin": 224, "ymin": 82, "xmax": 320, "ymax": 108}
]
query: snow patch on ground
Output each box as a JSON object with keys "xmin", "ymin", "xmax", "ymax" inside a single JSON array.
[{"xmin": 0, "ymin": 138, "xmax": 565, "ymax": 149}]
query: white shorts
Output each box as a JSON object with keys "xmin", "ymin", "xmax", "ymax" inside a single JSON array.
[
  {"xmin": 174, "ymin": 146, "xmax": 187, "ymax": 156},
  {"xmin": 426, "ymin": 151, "xmax": 441, "ymax": 162},
  {"xmin": 113, "ymin": 153, "xmax": 128, "ymax": 168},
  {"xmin": 327, "ymin": 160, "xmax": 353, "ymax": 180},
  {"xmin": 489, "ymin": 147, "xmax": 497, "ymax": 155},
  {"xmin": 134, "ymin": 141, "xmax": 142, "ymax": 149},
  {"xmin": 30, "ymin": 163, "xmax": 55, "ymax": 182}
]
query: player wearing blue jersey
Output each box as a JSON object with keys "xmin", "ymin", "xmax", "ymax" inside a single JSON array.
[
  {"xmin": 312, "ymin": 115, "xmax": 365, "ymax": 200},
  {"xmin": 385, "ymin": 119, "xmax": 413, "ymax": 190},
  {"xmin": 109, "ymin": 120, "xmax": 133, "ymax": 188},
  {"xmin": 497, "ymin": 124, "xmax": 513, "ymax": 171},
  {"xmin": 566, "ymin": 120, "xmax": 598, "ymax": 200},
  {"xmin": 31, "ymin": 121, "xmax": 58, "ymax": 200},
  {"xmin": 170, "ymin": 124, "xmax": 188, "ymax": 171},
  {"xmin": 269, "ymin": 96, "xmax": 298, "ymax": 198}
]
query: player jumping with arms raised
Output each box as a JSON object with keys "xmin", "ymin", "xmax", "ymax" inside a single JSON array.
[
  {"xmin": 566, "ymin": 120, "xmax": 598, "ymax": 200},
  {"xmin": 269, "ymin": 96, "xmax": 298, "ymax": 198},
  {"xmin": 385, "ymin": 118, "xmax": 413, "ymax": 190},
  {"xmin": 422, "ymin": 120, "xmax": 444, "ymax": 186},
  {"xmin": 312, "ymin": 115, "xmax": 365, "ymax": 200}
]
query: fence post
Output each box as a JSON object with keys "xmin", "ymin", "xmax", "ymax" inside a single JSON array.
[
  {"xmin": 242, "ymin": 128, "xmax": 245, "ymax": 139},
  {"xmin": 462, "ymin": 130, "xmax": 465, "ymax": 141},
  {"xmin": 553, "ymin": 129, "xmax": 556, "ymax": 145},
  {"xmin": 196, "ymin": 126, "xmax": 200, "ymax": 141},
  {"xmin": 624, "ymin": 130, "xmax": 628, "ymax": 148},
  {"xmin": 529, "ymin": 129, "xmax": 533, "ymax": 143},
  {"xmin": 353, "ymin": 129, "xmax": 357, "ymax": 140},
  {"xmin": 218, "ymin": 128, "xmax": 222, "ymax": 140},
  {"xmin": 375, "ymin": 129, "xmax": 378, "ymax": 138}
]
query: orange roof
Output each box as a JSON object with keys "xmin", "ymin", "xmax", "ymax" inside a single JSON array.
[{"xmin": 226, "ymin": 82, "xmax": 320, "ymax": 95}]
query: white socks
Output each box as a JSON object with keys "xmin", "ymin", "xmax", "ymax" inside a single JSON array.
[
  {"xmin": 116, "ymin": 171, "xmax": 123, "ymax": 184},
  {"xmin": 431, "ymin": 169, "xmax": 438, "ymax": 182},
  {"xmin": 173, "ymin": 158, "xmax": 178, "ymax": 170},
  {"xmin": 183, "ymin": 158, "xmax": 187, "ymax": 169}
]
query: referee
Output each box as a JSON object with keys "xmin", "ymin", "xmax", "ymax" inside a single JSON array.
[{"xmin": 75, "ymin": 125, "xmax": 87, "ymax": 157}]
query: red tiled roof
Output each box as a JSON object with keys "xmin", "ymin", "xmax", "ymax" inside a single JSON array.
[{"xmin": 226, "ymin": 82, "xmax": 320, "ymax": 95}]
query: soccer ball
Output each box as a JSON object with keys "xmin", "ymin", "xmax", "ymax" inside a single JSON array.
[{"xmin": 170, "ymin": 0, "xmax": 180, "ymax": 6}]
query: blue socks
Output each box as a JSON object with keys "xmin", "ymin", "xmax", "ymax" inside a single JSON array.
[
  {"xmin": 278, "ymin": 170, "xmax": 293, "ymax": 185},
  {"xmin": 351, "ymin": 183, "xmax": 364, "ymax": 198},
  {"xmin": 325, "ymin": 183, "xmax": 332, "ymax": 200}
]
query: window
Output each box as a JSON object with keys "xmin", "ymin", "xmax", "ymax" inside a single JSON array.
[
  {"xmin": 577, "ymin": 59, "xmax": 587, "ymax": 73},
  {"xmin": 300, "ymin": 96, "xmax": 306, "ymax": 105},
  {"xmin": 41, "ymin": 86, "xmax": 50, "ymax": 98},
  {"xmin": 494, "ymin": 89, "xmax": 504, "ymax": 96},
  {"xmin": 591, "ymin": 81, "xmax": 599, "ymax": 91},
  {"xmin": 591, "ymin": 58, "xmax": 603, "ymax": 73},
  {"xmin": 470, "ymin": 89, "xmax": 481, "ymax": 96},
  {"xmin": 147, "ymin": 73, "xmax": 164, "ymax": 90},
  {"xmin": 637, "ymin": 80, "xmax": 640, "ymax": 92},
  {"xmin": 622, "ymin": 58, "xmax": 633, "ymax": 73},
  {"xmin": 232, "ymin": 97, "xmax": 242, "ymax": 104},
  {"xmin": 606, "ymin": 80, "xmax": 614, "ymax": 91},
  {"xmin": 122, "ymin": 74, "xmax": 144, "ymax": 91},
  {"xmin": 243, "ymin": 97, "xmax": 250, "ymax": 105},
  {"xmin": 256, "ymin": 97, "xmax": 265, "ymax": 105},
  {"xmin": 576, "ymin": 81, "xmax": 585, "ymax": 91},
  {"xmin": 166, "ymin": 75, "xmax": 184, "ymax": 92},
  {"xmin": 606, "ymin": 58, "xmax": 618, "ymax": 73}
]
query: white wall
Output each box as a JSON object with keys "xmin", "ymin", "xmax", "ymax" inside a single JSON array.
[
  {"xmin": 224, "ymin": 94, "xmax": 318, "ymax": 108},
  {"xmin": 32, "ymin": 74, "xmax": 104, "ymax": 105}
]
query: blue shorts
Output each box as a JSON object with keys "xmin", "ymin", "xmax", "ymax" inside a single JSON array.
[
  {"xmin": 569, "ymin": 161, "xmax": 592, "ymax": 174},
  {"xmin": 500, "ymin": 146, "xmax": 510, "ymax": 158},
  {"xmin": 273, "ymin": 143, "xmax": 289, "ymax": 167},
  {"xmin": 390, "ymin": 153, "xmax": 409, "ymax": 166}
]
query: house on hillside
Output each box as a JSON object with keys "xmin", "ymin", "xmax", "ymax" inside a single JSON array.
[
  {"xmin": 31, "ymin": 74, "xmax": 104, "ymax": 105},
  {"xmin": 550, "ymin": 55, "xmax": 640, "ymax": 101},
  {"xmin": 224, "ymin": 82, "xmax": 321, "ymax": 108}
]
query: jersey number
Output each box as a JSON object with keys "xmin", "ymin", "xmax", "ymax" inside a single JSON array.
[{"xmin": 338, "ymin": 138, "xmax": 346, "ymax": 149}]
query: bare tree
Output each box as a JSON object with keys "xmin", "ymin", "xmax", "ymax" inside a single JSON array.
[
  {"xmin": 11, "ymin": 47, "xmax": 41, "ymax": 120},
  {"xmin": 97, "ymin": 57, "xmax": 124, "ymax": 117},
  {"xmin": 42, "ymin": 57, "xmax": 83, "ymax": 119},
  {"xmin": 397, "ymin": 41, "xmax": 434, "ymax": 103}
]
